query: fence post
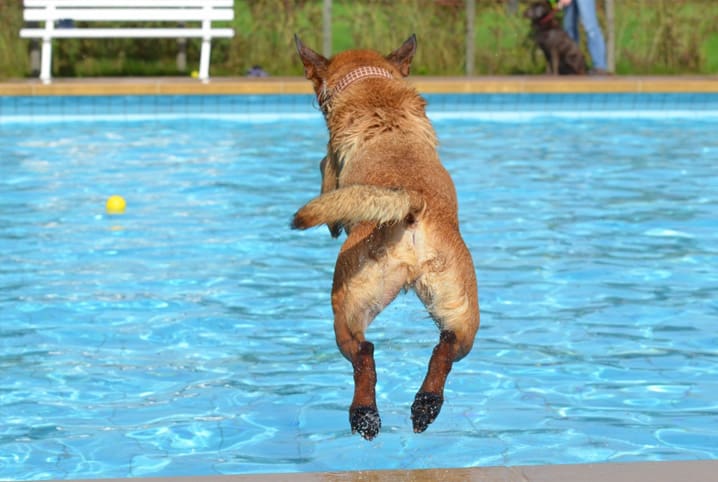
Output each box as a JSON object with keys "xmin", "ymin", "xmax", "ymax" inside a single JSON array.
[
  {"xmin": 323, "ymin": 0, "xmax": 332, "ymax": 58},
  {"xmin": 176, "ymin": 22, "xmax": 187, "ymax": 72},
  {"xmin": 466, "ymin": 0, "xmax": 475, "ymax": 76},
  {"xmin": 605, "ymin": 0, "xmax": 615, "ymax": 72}
]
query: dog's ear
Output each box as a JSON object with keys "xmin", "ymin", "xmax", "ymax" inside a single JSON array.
[
  {"xmin": 386, "ymin": 34, "xmax": 417, "ymax": 77},
  {"xmin": 295, "ymin": 34, "xmax": 329, "ymax": 87}
]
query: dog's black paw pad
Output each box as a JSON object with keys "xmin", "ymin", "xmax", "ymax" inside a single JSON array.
[
  {"xmin": 411, "ymin": 392, "xmax": 443, "ymax": 433},
  {"xmin": 350, "ymin": 405, "xmax": 381, "ymax": 440}
]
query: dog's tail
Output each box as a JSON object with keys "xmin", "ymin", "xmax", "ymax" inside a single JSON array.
[{"xmin": 291, "ymin": 185, "xmax": 424, "ymax": 231}]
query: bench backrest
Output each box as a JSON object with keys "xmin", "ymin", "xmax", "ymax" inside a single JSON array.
[
  {"xmin": 21, "ymin": 0, "xmax": 235, "ymax": 83},
  {"xmin": 23, "ymin": 0, "xmax": 234, "ymax": 23}
]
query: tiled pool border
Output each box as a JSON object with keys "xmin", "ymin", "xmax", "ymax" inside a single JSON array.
[{"xmin": 1, "ymin": 76, "xmax": 717, "ymax": 124}]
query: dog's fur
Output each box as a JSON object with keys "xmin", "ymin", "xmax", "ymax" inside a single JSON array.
[
  {"xmin": 292, "ymin": 34, "xmax": 479, "ymax": 439},
  {"xmin": 525, "ymin": 0, "xmax": 586, "ymax": 75}
]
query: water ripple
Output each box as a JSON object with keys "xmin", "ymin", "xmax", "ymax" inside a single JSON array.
[{"xmin": 1, "ymin": 117, "xmax": 717, "ymax": 479}]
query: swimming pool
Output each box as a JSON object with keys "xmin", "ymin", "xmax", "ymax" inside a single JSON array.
[{"xmin": 1, "ymin": 94, "xmax": 717, "ymax": 480}]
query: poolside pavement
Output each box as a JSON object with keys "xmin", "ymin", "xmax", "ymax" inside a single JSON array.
[
  {"xmin": 0, "ymin": 75, "xmax": 717, "ymax": 96},
  {"xmin": 52, "ymin": 460, "xmax": 718, "ymax": 482}
]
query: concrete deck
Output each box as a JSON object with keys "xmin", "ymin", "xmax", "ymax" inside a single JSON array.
[
  {"xmin": 0, "ymin": 75, "xmax": 717, "ymax": 96},
  {"xmin": 49, "ymin": 460, "xmax": 718, "ymax": 482}
]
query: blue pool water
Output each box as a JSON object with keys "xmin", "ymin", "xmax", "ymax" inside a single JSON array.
[{"xmin": 1, "ymin": 95, "xmax": 717, "ymax": 480}]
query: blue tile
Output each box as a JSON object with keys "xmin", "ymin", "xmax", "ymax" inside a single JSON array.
[{"xmin": 2, "ymin": 93, "xmax": 718, "ymax": 124}]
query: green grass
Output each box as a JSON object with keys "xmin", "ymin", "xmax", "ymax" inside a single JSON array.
[
  {"xmin": 1, "ymin": 0, "xmax": 717, "ymax": 79},
  {"xmin": 0, "ymin": 0, "xmax": 28, "ymax": 79},
  {"xmin": 613, "ymin": 0, "xmax": 714, "ymax": 74}
]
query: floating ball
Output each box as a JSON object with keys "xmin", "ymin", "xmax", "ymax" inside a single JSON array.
[
  {"xmin": 105, "ymin": 195, "xmax": 126, "ymax": 215},
  {"xmin": 191, "ymin": 70, "xmax": 199, "ymax": 79}
]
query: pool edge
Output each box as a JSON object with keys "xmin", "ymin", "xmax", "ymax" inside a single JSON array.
[
  {"xmin": 43, "ymin": 460, "xmax": 718, "ymax": 482},
  {"xmin": 1, "ymin": 75, "xmax": 717, "ymax": 96}
]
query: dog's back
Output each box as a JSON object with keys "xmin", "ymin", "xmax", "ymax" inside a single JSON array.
[{"xmin": 293, "ymin": 47, "xmax": 460, "ymax": 234}]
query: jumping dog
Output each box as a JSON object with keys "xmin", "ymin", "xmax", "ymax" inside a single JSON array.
[{"xmin": 292, "ymin": 34, "xmax": 480, "ymax": 440}]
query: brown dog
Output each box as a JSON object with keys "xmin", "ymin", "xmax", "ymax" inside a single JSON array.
[
  {"xmin": 525, "ymin": 0, "xmax": 586, "ymax": 75},
  {"xmin": 291, "ymin": 34, "xmax": 479, "ymax": 440}
]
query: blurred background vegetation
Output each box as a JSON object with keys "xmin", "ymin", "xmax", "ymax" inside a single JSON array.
[{"xmin": 1, "ymin": 0, "xmax": 717, "ymax": 80}]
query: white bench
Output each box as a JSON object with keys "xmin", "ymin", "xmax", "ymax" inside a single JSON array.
[{"xmin": 19, "ymin": 0, "xmax": 234, "ymax": 84}]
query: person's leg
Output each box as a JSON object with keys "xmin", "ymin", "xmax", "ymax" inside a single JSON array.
[
  {"xmin": 562, "ymin": 2, "xmax": 580, "ymax": 43},
  {"xmin": 575, "ymin": 0, "xmax": 607, "ymax": 70}
]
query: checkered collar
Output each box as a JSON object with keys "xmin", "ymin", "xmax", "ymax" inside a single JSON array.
[{"xmin": 318, "ymin": 66, "xmax": 395, "ymax": 115}]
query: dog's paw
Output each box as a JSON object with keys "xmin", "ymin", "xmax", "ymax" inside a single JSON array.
[
  {"xmin": 350, "ymin": 405, "xmax": 381, "ymax": 440},
  {"xmin": 411, "ymin": 392, "xmax": 443, "ymax": 433}
]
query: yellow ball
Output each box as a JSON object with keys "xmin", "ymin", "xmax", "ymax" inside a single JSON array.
[
  {"xmin": 190, "ymin": 70, "xmax": 199, "ymax": 79},
  {"xmin": 106, "ymin": 195, "xmax": 126, "ymax": 215}
]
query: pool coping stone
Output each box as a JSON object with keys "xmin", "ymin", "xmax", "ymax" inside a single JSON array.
[
  {"xmin": 0, "ymin": 75, "xmax": 717, "ymax": 96},
  {"xmin": 45, "ymin": 460, "xmax": 718, "ymax": 482}
]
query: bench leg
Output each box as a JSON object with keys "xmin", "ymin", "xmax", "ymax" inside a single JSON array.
[
  {"xmin": 40, "ymin": 37, "xmax": 52, "ymax": 84},
  {"xmin": 199, "ymin": 38, "xmax": 211, "ymax": 83}
]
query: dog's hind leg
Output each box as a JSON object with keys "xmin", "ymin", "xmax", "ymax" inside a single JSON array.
[
  {"xmin": 347, "ymin": 339, "xmax": 381, "ymax": 440},
  {"xmin": 333, "ymin": 283, "xmax": 399, "ymax": 440},
  {"xmin": 331, "ymin": 225, "xmax": 410, "ymax": 440},
  {"xmin": 411, "ymin": 330, "xmax": 459, "ymax": 432},
  {"xmin": 412, "ymin": 236, "xmax": 479, "ymax": 433}
]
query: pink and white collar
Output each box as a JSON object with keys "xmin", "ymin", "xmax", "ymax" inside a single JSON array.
[{"xmin": 318, "ymin": 66, "xmax": 395, "ymax": 115}]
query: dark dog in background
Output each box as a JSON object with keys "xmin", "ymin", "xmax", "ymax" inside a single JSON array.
[{"xmin": 524, "ymin": 0, "xmax": 586, "ymax": 75}]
